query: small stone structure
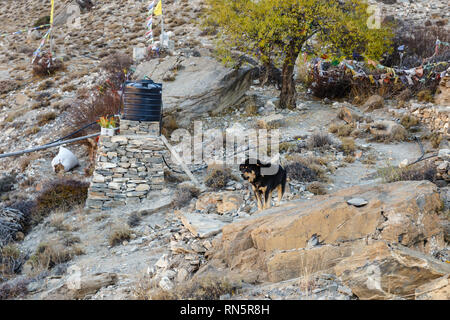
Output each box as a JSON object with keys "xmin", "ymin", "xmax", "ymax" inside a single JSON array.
[
  {"xmin": 410, "ymin": 104, "xmax": 450, "ymax": 136},
  {"xmin": 85, "ymin": 119, "xmax": 165, "ymax": 212}
]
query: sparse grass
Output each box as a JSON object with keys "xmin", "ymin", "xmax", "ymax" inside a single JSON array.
[
  {"xmin": 0, "ymin": 80, "xmax": 18, "ymax": 94},
  {"xmin": 49, "ymin": 212, "xmax": 72, "ymax": 232},
  {"xmin": 172, "ymin": 184, "xmax": 200, "ymax": 209},
  {"xmin": 377, "ymin": 161, "xmax": 437, "ymax": 183},
  {"xmin": 24, "ymin": 126, "xmax": 40, "ymax": 136},
  {"xmin": 340, "ymin": 137, "xmax": 356, "ymax": 156},
  {"xmin": 307, "ymin": 132, "xmax": 333, "ymax": 150},
  {"xmin": 134, "ymin": 275, "xmax": 239, "ymax": 300},
  {"xmin": 344, "ymin": 155, "xmax": 355, "ymax": 163},
  {"xmin": 18, "ymin": 153, "xmax": 40, "ymax": 172},
  {"xmin": 256, "ymin": 117, "xmax": 285, "ymax": 130},
  {"xmin": 31, "ymin": 179, "xmax": 89, "ymax": 226},
  {"xmin": 279, "ymin": 141, "xmax": 297, "ymax": 153},
  {"xmin": 36, "ymin": 111, "xmax": 57, "ymax": 126},
  {"xmin": 37, "ymin": 80, "xmax": 54, "ymax": 91},
  {"xmin": 306, "ymin": 182, "xmax": 327, "ymax": 195},
  {"xmin": 361, "ymin": 153, "xmax": 377, "ymax": 165},
  {"xmin": 329, "ymin": 123, "xmax": 354, "ymax": 137},
  {"xmin": 0, "ymin": 244, "xmax": 25, "ymax": 277},
  {"xmin": 108, "ymin": 225, "xmax": 132, "ymax": 247},
  {"xmin": 369, "ymin": 123, "xmax": 408, "ymax": 143},
  {"xmin": 429, "ymin": 132, "xmax": 443, "ymax": 149},
  {"xmin": 26, "ymin": 241, "xmax": 73, "ymax": 273},
  {"xmin": 245, "ymin": 103, "xmax": 258, "ymax": 116}
]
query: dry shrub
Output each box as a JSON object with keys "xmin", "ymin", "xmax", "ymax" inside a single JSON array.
[
  {"xmin": 26, "ymin": 242, "xmax": 73, "ymax": 271},
  {"xmin": 0, "ymin": 175, "xmax": 16, "ymax": 194},
  {"xmin": 204, "ymin": 166, "xmax": 235, "ymax": 190},
  {"xmin": 173, "ymin": 184, "xmax": 200, "ymax": 209},
  {"xmin": 285, "ymin": 162, "xmax": 318, "ymax": 183},
  {"xmin": 0, "ymin": 244, "xmax": 25, "ymax": 276},
  {"xmin": 33, "ymin": 16, "xmax": 50, "ymax": 28},
  {"xmin": 306, "ymin": 182, "xmax": 327, "ymax": 195},
  {"xmin": 396, "ymin": 88, "xmax": 412, "ymax": 102},
  {"xmin": 0, "ymin": 80, "xmax": 18, "ymax": 94},
  {"xmin": 417, "ymin": 89, "xmax": 434, "ymax": 103},
  {"xmin": 137, "ymin": 275, "xmax": 238, "ymax": 300},
  {"xmin": 329, "ymin": 123, "xmax": 354, "ymax": 137},
  {"xmin": 36, "ymin": 111, "xmax": 57, "ymax": 126},
  {"xmin": 31, "ymin": 179, "xmax": 89, "ymax": 225},
  {"xmin": 378, "ymin": 161, "xmax": 437, "ymax": 183},
  {"xmin": 340, "ymin": 138, "xmax": 356, "ymax": 155},
  {"xmin": 430, "ymin": 132, "xmax": 443, "ymax": 149},
  {"xmin": 37, "ymin": 79, "xmax": 54, "ymax": 91},
  {"xmin": 108, "ymin": 226, "xmax": 132, "ymax": 247},
  {"xmin": 99, "ymin": 52, "xmax": 133, "ymax": 90},
  {"xmin": 0, "ymin": 278, "xmax": 29, "ymax": 300},
  {"xmin": 279, "ymin": 141, "xmax": 297, "ymax": 153},
  {"xmin": 400, "ymin": 114, "xmax": 419, "ymax": 130},
  {"xmin": 49, "ymin": 212, "xmax": 71, "ymax": 232},
  {"xmin": 307, "ymin": 132, "xmax": 333, "ymax": 149},
  {"xmin": 369, "ymin": 124, "xmax": 408, "ymax": 143},
  {"xmin": 32, "ymin": 53, "xmax": 64, "ymax": 77},
  {"xmin": 344, "ymin": 155, "xmax": 355, "ymax": 163},
  {"xmin": 66, "ymin": 90, "xmax": 120, "ymax": 134}
]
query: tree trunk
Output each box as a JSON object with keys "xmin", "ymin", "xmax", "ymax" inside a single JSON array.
[{"xmin": 280, "ymin": 41, "xmax": 300, "ymax": 109}]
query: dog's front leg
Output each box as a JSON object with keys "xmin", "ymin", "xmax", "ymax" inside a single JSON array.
[{"xmin": 252, "ymin": 186, "xmax": 263, "ymax": 211}]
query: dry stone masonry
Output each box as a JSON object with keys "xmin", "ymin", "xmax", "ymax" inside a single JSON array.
[
  {"xmin": 85, "ymin": 119, "xmax": 165, "ymax": 212},
  {"xmin": 409, "ymin": 104, "xmax": 450, "ymax": 136}
]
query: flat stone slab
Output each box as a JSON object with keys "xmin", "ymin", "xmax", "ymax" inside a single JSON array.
[
  {"xmin": 177, "ymin": 213, "xmax": 230, "ymax": 238},
  {"xmin": 347, "ymin": 198, "xmax": 368, "ymax": 207}
]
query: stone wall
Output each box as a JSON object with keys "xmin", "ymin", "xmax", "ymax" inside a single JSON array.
[
  {"xmin": 85, "ymin": 119, "xmax": 165, "ymax": 212},
  {"xmin": 410, "ymin": 104, "xmax": 450, "ymax": 136}
]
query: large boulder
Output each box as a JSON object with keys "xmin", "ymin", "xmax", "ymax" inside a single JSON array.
[
  {"xmin": 40, "ymin": 272, "xmax": 118, "ymax": 300},
  {"xmin": 334, "ymin": 241, "xmax": 450, "ymax": 299},
  {"xmin": 133, "ymin": 56, "xmax": 257, "ymax": 127},
  {"xmin": 208, "ymin": 181, "xmax": 446, "ymax": 285},
  {"xmin": 415, "ymin": 274, "xmax": 450, "ymax": 300}
]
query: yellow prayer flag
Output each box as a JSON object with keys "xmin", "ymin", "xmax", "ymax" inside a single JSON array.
[
  {"xmin": 154, "ymin": 0, "xmax": 162, "ymax": 16},
  {"xmin": 50, "ymin": 0, "xmax": 55, "ymax": 24}
]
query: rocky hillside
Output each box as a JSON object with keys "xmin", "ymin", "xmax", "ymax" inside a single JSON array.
[{"xmin": 0, "ymin": 0, "xmax": 449, "ymax": 300}]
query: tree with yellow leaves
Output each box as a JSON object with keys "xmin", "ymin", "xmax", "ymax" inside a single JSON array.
[{"xmin": 204, "ymin": 0, "xmax": 393, "ymax": 109}]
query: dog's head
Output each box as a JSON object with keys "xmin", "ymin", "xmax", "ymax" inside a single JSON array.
[{"xmin": 239, "ymin": 158, "xmax": 262, "ymax": 182}]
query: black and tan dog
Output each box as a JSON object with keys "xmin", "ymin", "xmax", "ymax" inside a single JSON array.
[{"xmin": 239, "ymin": 158, "xmax": 287, "ymax": 211}]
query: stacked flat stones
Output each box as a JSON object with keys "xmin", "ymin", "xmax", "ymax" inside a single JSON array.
[
  {"xmin": 409, "ymin": 103, "xmax": 449, "ymax": 136},
  {"xmin": 85, "ymin": 119, "xmax": 165, "ymax": 212}
]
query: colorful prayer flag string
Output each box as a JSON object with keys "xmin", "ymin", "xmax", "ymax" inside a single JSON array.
[{"xmin": 32, "ymin": 0, "xmax": 54, "ymax": 63}]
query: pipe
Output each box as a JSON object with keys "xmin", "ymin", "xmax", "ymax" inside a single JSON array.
[{"xmin": 0, "ymin": 133, "xmax": 100, "ymax": 159}]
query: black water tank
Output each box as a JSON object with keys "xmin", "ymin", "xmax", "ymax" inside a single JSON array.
[{"xmin": 122, "ymin": 79, "xmax": 163, "ymax": 122}]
